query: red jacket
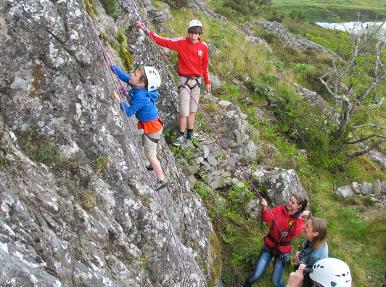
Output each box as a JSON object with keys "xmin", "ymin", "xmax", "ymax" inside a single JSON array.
[
  {"xmin": 262, "ymin": 205, "xmax": 304, "ymax": 254},
  {"xmin": 148, "ymin": 31, "xmax": 210, "ymax": 85}
]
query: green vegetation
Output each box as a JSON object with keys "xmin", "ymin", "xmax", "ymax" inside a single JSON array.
[
  {"xmin": 100, "ymin": 0, "xmax": 119, "ymax": 18},
  {"xmin": 271, "ymin": 0, "xmax": 386, "ymax": 21},
  {"xmin": 79, "ymin": 189, "xmax": 99, "ymax": 210},
  {"xmin": 117, "ymin": 29, "xmax": 133, "ymax": 72},
  {"xmin": 93, "ymin": 154, "xmax": 109, "ymax": 173},
  {"xmin": 162, "ymin": 3, "xmax": 386, "ymax": 286},
  {"xmin": 84, "ymin": 0, "xmax": 98, "ymax": 19},
  {"xmin": 18, "ymin": 127, "xmax": 63, "ymax": 166}
]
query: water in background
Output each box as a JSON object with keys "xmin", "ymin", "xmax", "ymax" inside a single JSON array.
[{"xmin": 315, "ymin": 22, "xmax": 386, "ymax": 42}]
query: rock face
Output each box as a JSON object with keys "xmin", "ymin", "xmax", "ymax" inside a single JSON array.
[
  {"xmin": 252, "ymin": 167, "xmax": 309, "ymax": 206},
  {"xmin": 0, "ymin": 0, "xmax": 220, "ymax": 286},
  {"xmin": 254, "ymin": 20, "xmax": 330, "ymax": 53}
]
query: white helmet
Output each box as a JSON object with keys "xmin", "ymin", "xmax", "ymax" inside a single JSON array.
[
  {"xmin": 144, "ymin": 66, "xmax": 161, "ymax": 91},
  {"xmin": 188, "ymin": 19, "xmax": 202, "ymax": 29},
  {"xmin": 309, "ymin": 258, "xmax": 352, "ymax": 287}
]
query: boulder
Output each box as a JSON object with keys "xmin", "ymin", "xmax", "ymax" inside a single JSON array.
[
  {"xmin": 361, "ymin": 182, "xmax": 373, "ymax": 195},
  {"xmin": 246, "ymin": 198, "xmax": 261, "ymax": 219},
  {"xmin": 253, "ymin": 168, "xmax": 309, "ymax": 206},
  {"xmin": 351, "ymin": 182, "xmax": 361, "ymax": 194},
  {"xmin": 373, "ymin": 179, "xmax": 382, "ymax": 196},
  {"xmin": 336, "ymin": 186, "xmax": 354, "ymax": 198}
]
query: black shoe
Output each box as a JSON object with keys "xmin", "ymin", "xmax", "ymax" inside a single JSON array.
[
  {"xmin": 155, "ymin": 180, "xmax": 168, "ymax": 191},
  {"xmin": 147, "ymin": 165, "xmax": 153, "ymax": 171}
]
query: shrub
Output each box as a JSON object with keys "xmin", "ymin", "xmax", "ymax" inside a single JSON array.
[
  {"xmin": 293, "ymin": 63, "xmax": 315, "ymax": 74},
  {"xmin": 247, "ymin": 80, "xmax": 273, "ymax": 99}
]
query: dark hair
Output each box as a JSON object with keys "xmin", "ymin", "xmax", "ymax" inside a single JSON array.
[
  {"xmin": 291, "ymin": 193, "xmax": 308, "ymax": 218},
  {"xmin": 188, "ymin": 26, "xmax": 202, "ymax": 35},
  {"xmin": 308, "ymin": 217, "xmax": 327, "ymax": 249}
]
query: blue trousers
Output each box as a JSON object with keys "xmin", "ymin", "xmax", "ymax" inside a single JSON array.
[{"xmin": 244, "ymin": 247, "xmax": 289, "ymax": 287}]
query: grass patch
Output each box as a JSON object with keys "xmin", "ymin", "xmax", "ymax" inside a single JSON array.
[
  {"xmin": 92, "ymin": 154, "xmax": 109, "ymax": 173},
  {"xmin": 18, "ymin": 128, "xmax": 63, "ymax": 166},
  {"xmin": 117, "ymin": 29, "xmax": 133, "ymax": 72},
  {"xmin": 79, "ymin": 189, "xmax": 99, "ymax": 210},
  {"xmin": 84, "ymin": 0, "xmax": 98, "ymax": 19}
]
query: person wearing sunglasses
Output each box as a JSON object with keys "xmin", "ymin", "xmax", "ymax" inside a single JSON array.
[{"xmin": 137, "ymin": 19, "xmax": 211, "ymax": 147}]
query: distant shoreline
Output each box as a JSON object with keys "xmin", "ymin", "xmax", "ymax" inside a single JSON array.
[{"xmin": 315, "ymin": 22, "xmax": 386, "ymax": 42}]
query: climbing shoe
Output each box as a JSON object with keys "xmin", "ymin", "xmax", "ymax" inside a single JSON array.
[
  {"xmin": 155, "ymin": 180, "xmax": 168, "ymax": 191},
  {"xmin": 186, "ymin": 131, "xmax": 198, "ymax": 140},
  {"xmin": 173, "ymin": 135, "xmax": 185, "ymax": 147},
  {"xmin": 146, "ymin": 165, "xmax": 153, "ymax": 171}
]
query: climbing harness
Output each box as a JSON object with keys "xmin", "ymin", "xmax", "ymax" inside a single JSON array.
[{"xmin": 178, "ymin": 76, "xmax": 202, "ymax": 91}]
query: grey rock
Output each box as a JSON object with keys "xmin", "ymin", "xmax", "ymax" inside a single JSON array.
[
  {"xmin": 0, "ymin": 0, "xmax": 220, "ymax": 286},
  {"xmin": 352, "ymin": 182, "xmax": 361, "ymax": 194},
  {"xmin": 246, "ymin": 198, "xmax": 261, "ymax": 219},
  {"xmin": 361, "ymin": 182, "xmax": 373, "ymax": 195},
  {"xmin": 210, "ymin": 74, "xmax": 221, "ymax": 90},
  {"xmin": 207, "ymin": 155, "xmax": 218, "ymax": 166},
  {"xmin": 368, "ymin": 149, "xmax": 386, "ymax": 169},
  {"xmin": 254, "ymin": 168, "xmax": 309, "ymax": 206},
  {"xmin": 373, "ymin": 179, "xmax": 382, "ymax": 196},
  {"xmin": 336, "ymin": 186, "xmax": 354, "ymax": 198},
  {"xmin": 381, "ymin": 181, "xmax": 386, "ymax": 195}
]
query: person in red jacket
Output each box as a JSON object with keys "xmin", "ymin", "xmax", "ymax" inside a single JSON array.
[
  {"xmin": 244, "ymin": 194, "xmax": 309, "ymax": 287},
  {"xmin": 137, "ymin": 19, "xmax": 211, "ymax": 146}
]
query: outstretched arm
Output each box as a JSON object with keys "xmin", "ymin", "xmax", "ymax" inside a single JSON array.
[
  {"xmin": 111, "ymin": 64, "xmax": 131, "ymax": 83},
  {"xmin": 137, "ymin": 21, "xmax": 181, "ymax": 51}
]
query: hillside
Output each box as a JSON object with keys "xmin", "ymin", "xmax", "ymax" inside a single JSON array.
[{"xmin": 271, "ymin": 0, "xmax": 386, "ymax": 21}]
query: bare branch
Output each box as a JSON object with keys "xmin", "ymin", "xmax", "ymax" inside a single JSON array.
[
  {"xmin": 352, "ymin": 123, "xmax": 386, "ymax": 129},
  {"xmin": 346, "ymin": 138, "xmax": 386, "ymax": 162},
  {"xmin": 345, "ymin": 134, "xmax": 386, "ymax": 144}
]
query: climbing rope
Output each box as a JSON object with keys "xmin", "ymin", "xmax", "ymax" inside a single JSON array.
[
  {"xmin": 82, "ymin": 1, "xmax": 195, "ymax": 284},
  {"xmin": 131, "ymin": 12, "xmax": 291, "ymax": 237}
]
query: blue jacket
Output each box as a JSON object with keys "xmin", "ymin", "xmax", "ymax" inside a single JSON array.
[
  {"xmin": 299, "ymin": 240, "xmax": 328, "ymax": 272},
  {"xmin": 111, "ymin": 64, "xmax": 159, "ymax": 122}
]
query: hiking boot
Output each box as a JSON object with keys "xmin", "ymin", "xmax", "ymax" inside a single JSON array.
[
  {"xmin": 155, "ymin": 180, "xmax": 168, "ymax": 191},
  {"xmin": 173, "ymin": 135, "xmax": 185, "ymax": 147}
]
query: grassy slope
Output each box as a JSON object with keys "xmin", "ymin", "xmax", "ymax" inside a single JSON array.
[
  {"xmin": 271, "ymin": 0, "xmax": 386, "ymax": 21},
  {"xmin": 151, "ymin": 2, "xmax": 386, "ymax": 286}
]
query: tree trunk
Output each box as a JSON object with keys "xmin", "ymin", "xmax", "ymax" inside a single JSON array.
[{"xmin": 335, "ymin": 99, "xmax": 350, "ymax": 140}]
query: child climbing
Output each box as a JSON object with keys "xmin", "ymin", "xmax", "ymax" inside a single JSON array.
[
  {"xmin": 137, "ymin": 19, "xmax": 211, "ymax": 146},
  {"xmin": 111, "ymin": 63, "xmax": 168, "ymax": 191}
]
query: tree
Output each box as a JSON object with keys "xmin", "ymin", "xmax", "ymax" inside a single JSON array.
[{"xmin": 320, "ymin": 22, "xmax": 386, "ymax": 164}]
